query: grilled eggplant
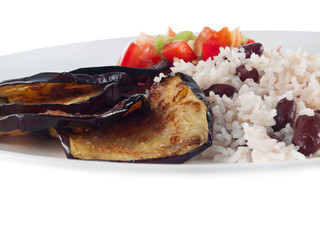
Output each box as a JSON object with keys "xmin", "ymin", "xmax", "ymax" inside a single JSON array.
[
  {"xmin": 0, "ymin": 61, "xmax": 167, "ymax": 108},
  {"xmin": 0, "ymin": 92, "xmax": 150, "ymax": 133},
  {"xmin": 0, "ymin": 81, "xmax": 122, "ymax": 116},
  {"xmin": 0, "ymin": 65, "xmax": 166, "ymax": 133},
  {"xmin": 0, "ymin": 72, "xmax": 109, "ymax": 105},
  {"xmin": 0, "ymin": 129, "xmax": 30, "ymax": 137},
  {"xmin": 57, "ymin": 73, "xmax": 213, "ymax": 163},
  {"xmin": 0, "ymin": 62, "xmax": 167, "ymax": 115},
  {"xmin": 69, "ymin": 59, "xmax": 170, "ymax": 77},
  {"xmin": 68, "ymin": 60, "xmax": 170, "ymax": 97}
]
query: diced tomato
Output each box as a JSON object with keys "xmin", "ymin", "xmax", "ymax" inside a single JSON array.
[
  {"xmin": 201, "ymin": 27, "xmax": 230, "ymax": 60},
  {"xmin": 216, "ymin": 27, "xmax": 230, "ymax": 47},
  {"xmin": 206, "ymin": 29, "xmax": 229, "ymax": 48},
  {"xmin": 168, "ymin": 27, "xmax": 176, "ymax": 37},
  {"xmin": 194, "ymin": 27, "xmax": 216, "ymax": 58},
  {"xmin": 119, "ymin": 42, "xmax": 143, "ymax": 67},
  {"xmin": 119, "ymin": 27, "xmax": 252, "ymax": 68},
  {"xmin": 160, "ymin": 41, "xmax": 196, "ymax": 63},
  {"xmin": 138, "ymin": 44, "xmax": 162, "ymax": 68},
  {"xmin": 202, "ymin": 43, "xmax": 220, "ymax": 61},
  {"xmin": 136, "ymin": 32, "xmax": 154, "ymax": 50},
  {"xmin": 138, "ymin": 58, "xmax": 154, "ymax": 68},
  {"xmin": 246, "ymin": 38, "xmax": 255, "ymax": 44},
  {"xmin": 140, "ymin": 44, "xmax": 162, "ymax": 63}
]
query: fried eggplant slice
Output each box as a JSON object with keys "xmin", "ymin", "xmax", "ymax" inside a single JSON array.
[
  {"xmin": 0, "ymin": 129, "xmax": 30, "ymax": 137},
  {"xmin": 0, "ymin": 81, "xmax": 123, "ymax": 116},
  {"xmin": 69, "ymin": 59, "xmax": 170, "ymax": 78},
  {"xmin": 0, "ymin": 64, "xmax": 165, "ymax": 114},
  {"xmin": 0, "ymin": 71, "xmax": 140, "ymax": 105},
  {"xmin": 57, "ymin": 73, "xmax": 213, "ymax": 163},
  {"xmin": 69, "ymin": 60, "xmax": 170, "ymax": 97},
  {"xmin": 0, "ymin": 64, "xmax": 168, "ymax": 134},
  {"xmin": 0, "ymin": 72, "xmax": 111, "ymax": 105},
  {"xmin": 0, "ymin": 93, "xmax": 150, "ymax": 133}
]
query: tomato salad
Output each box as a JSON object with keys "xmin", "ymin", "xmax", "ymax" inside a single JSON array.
[{"xmin": 118, "ymin": 27, "xmax": 255, "ymax": 68}]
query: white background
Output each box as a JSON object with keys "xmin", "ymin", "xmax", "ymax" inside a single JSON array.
[{"xmin": 1, "ymin": 0, "xmax": 320, "ymax": 239}]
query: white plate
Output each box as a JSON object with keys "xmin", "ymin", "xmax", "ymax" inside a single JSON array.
[{"xmin": 0, "ymin": 30, "xmax": 320, "ymax": 172}]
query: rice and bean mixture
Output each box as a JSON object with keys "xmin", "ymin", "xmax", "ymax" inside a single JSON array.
[{"xmin": 169, "ymin": 44, "xmax": 320, "ymax": 163}]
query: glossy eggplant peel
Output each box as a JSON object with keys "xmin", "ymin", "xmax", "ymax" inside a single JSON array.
[
  {"xmin": 0, "ymin": 87, "xmax": 150, "ymax": 133},
  {"xmin": 0, "ymin": 64, "xmax": 166, "ymax": 133},
  {"xmin": 0, "ymin": 62, "xmax": 167, "ymax": 106}
]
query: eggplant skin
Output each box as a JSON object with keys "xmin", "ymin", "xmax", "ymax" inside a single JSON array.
[
  {"xmin": 0, "ymin": 72, "xmax": 131, "ymax": 105},
  {"xmin": 0, "ymin": 93, "xmax": 150, "ymax": 133},
  {"xmin": 69, "ymin": 59, "xmax": 170, "ymax": 78},
  {"xmin": 57, "ymin": 73, "xmax": 213, "ymax": 163},
  {"xmin": 0, "ymin": 80, "xmax": 124, "ymax": 116},
  {"xmin": 0, "ymin": 64, "xmax": 166, "ymax": 113},
  {"xmin": 0, "ymin": 71, "xmax": 132, "ymax": 87}
]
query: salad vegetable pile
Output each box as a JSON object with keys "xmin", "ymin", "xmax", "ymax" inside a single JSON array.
[{"xmin": 119, "ymin": 27, "xmax": 254, "ymax": 68}]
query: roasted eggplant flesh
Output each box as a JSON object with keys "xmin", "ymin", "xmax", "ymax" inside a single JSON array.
[
  {"xmin": 0, "ymin": 81, "xmax": 123, "ymax": 116},
  {"xmin": 0, "ymin": 72, "xmax": 132, "ymax": 105},
  {"xmin": 0, "ymin": 129, "xmax": 30, "ymax": 137},
  {"xmin": 57, "ymin": 73, "xmax": 213, "ymax": 163},
  {"xmin": 0, "ymin": 82, "xmax": 104, "ymax": 105}
]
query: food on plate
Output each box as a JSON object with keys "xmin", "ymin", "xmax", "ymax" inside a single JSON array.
[
  {"xmin": 1, "ymin": 26, "xmax": 320, "ymax": 164},
  {"xmin": 203, "ymin": 84, "xmax": 238, "ymax": 98},
  {"xmin": 119, "ymin": 26, "xmax": 254, "ymax": 68},
  {"xmin": 56, "ymin": 73, "xmax": 213, "ymax": 163},
  {"xmin": 0, "ymin": 63, "xmax": 212, "ymax": 163},
  {"xmin": 0, "ymin": 64, "xmax": 166, "ymax": 107},
  {"xmin": 0, "ymin": 129, "xmax": 30, "ymax": 137},
  {"xmin": 0, "ymin": 93, "xmax": 150, "ymax": 133},
  {"xmin": 0, "ymin": 65, "xmax": 164, "ymax": 132},
  {"xmin": 171, "ymin": 40, "xmax": 320, "ymax": 162},
  {"xmin": 292, "ymin": 114, "xmax": 320, "ymax": 156},
  {"xmin": 272, "ymin": 98, "xmax": 296, "ymax": 132}
]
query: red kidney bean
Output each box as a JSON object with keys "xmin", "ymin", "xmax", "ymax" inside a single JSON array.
[
  {"xmin": 292, "ymin": 113, "xmax": 320, "ymax": 156},
  {"xmin": 240, "ymin": 42, "xmax": 264, "ymax": 58},
  {"xmin": 236, "ymin": 64, "xmax": 259, "ymax": 82},
  {"xmin": 203, "ymin": 84, "xmax": 237, "ymax": 98},
  {"xmin": 272, "ymin": 98, "xmax": 296, "ymax": 132}
]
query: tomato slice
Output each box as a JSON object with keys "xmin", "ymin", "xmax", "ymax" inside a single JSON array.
[
  {"xmin": 246, "ymin": 38, "xmax": 255, "ymax": 44},
  {"xmin": 216, "ymin": 27, "xmax": 230, "ymax": 47},
  {"xmin": 140, "ymin": 44, "xmax": 162, "ymax": 63},
  {"xmin": 119, "ymin": 42, "xmax": 143, "ymax": 67},
  {"xmin": 205, "ymin": 27, "xmax": 230, "ymax": 48},
  {"xmin": 138, "ymin": 44, "xmax": 162, "ymax": 68},
  {"xmin": 194, "ymin": 27, "xmax": 216, "ymax": 58},
  {"xmin": 201, "ymin": 27, "xmax": 230, "ymax": 61},
  {"xmin": 161, "ymin": 41, "xmax": 196, "ymax": 63},
  {"xmin": 202, "ymin": 43, "xmax": 220, "ymax": 61}
]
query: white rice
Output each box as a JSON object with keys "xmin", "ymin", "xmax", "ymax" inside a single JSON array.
[{"xmin": 170, "ymin": 46, "xmax": 320, "ymax": 163}]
